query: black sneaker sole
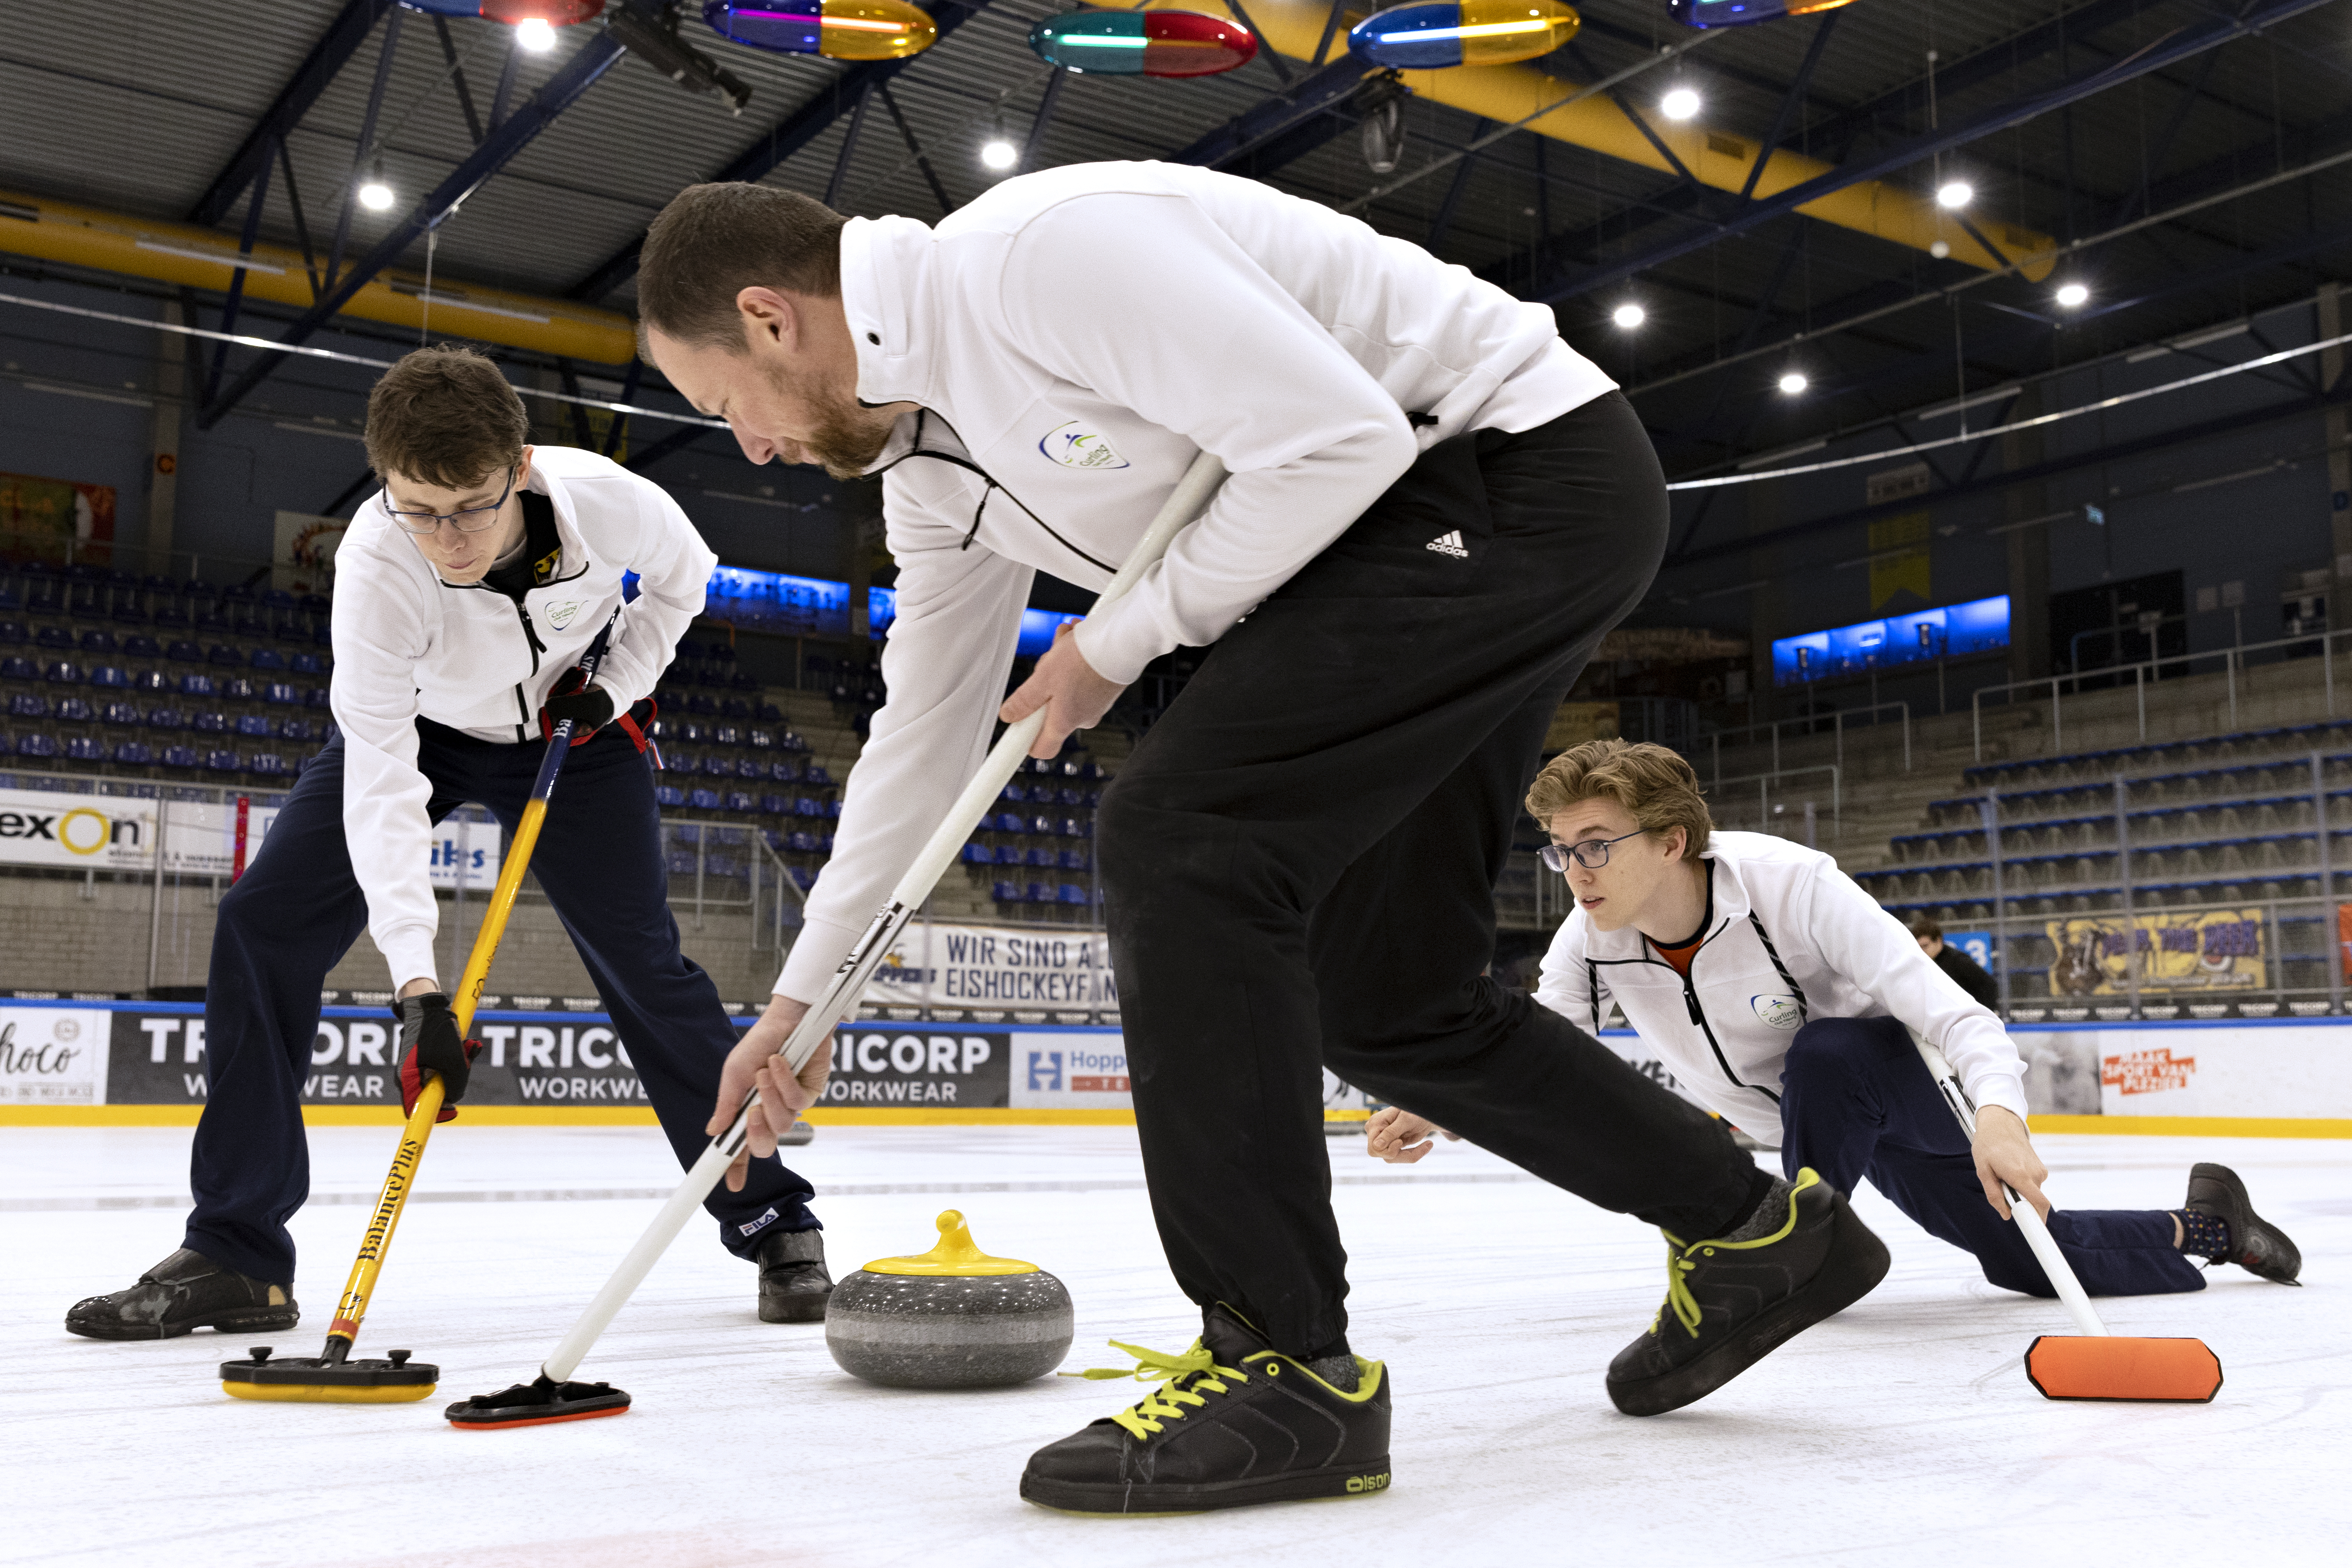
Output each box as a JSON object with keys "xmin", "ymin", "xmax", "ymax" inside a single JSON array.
[
  {"xmin": 65, "ymin": 1302, "xmax": 301, "ymax": 1342},
  {"xmin": 1607, "ymin": 1190, "xmax": 1890, "ymax": 1417},
  {"xmin": 1020, "ymin": 1459, "xmax": 1394, "ymax": 1514}
]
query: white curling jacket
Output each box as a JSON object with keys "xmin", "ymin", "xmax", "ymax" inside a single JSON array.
[
  {"xmin": 778, "ymin": 159, "xmax": 1616, "ymax": 1000},
  {"xmin": 331, "ymin": 446, "xmax": 715, "ymax": 988},
  {"xmin": 1534, "ymin": 832, "xmax": 2030, "ymax": 1148}
]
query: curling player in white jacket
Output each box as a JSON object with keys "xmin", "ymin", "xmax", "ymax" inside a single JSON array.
[
  {"xmin": 66, "ymin": 347, "xmax": 830, "ymax": 1344},
  {"xmin": 634, "ymin": 161, "xmax": 1894, "ymax": 1507},
  {"xmin": 1373, "ymin": 740, "xmax": 2303, "ymax": 1305}
]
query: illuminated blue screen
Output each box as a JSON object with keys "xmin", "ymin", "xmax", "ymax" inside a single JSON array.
[
  {"xmin": 1771, "ymin": 594, "xmax": 2010, "ymax": 686},
  {"xmin": 701, "ymin": 564, "xmax": 1079, "ymax": 657}
]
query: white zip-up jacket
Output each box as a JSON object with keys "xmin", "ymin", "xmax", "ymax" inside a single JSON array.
[
  {"xmin": 331, "ymin": 446, "xmax": 716, "ymax": 988},
  {"xmin": 779, "ymin": 160, "xmax": 1617, "ymax": 1000},
  {"xmin": 1534, "ymin": 832, "xmax": 2029, "ymax": 1148}
]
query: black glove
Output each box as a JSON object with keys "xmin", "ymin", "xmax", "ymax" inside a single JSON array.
[
  {"xmin": 394, "ymin": 992, "xmax": 478, "ymax": 1120},
  {"xmin": 538, "ymin": 668, "xmax": 614, "ymax": 746}
]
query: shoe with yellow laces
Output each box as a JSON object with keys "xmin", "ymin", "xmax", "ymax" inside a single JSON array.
[
  {"xmin": 1605, "ymin": 1167, "xmax": 1889, "ymax": 1417},
  {"xmin": 1020, "ymin": 1304, "xmax": 1392, "ymax": 1513}
]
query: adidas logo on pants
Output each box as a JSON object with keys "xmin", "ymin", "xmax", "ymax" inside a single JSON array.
[{"xmin": 1425, "ymin": 530, "xmax": 1469, "ymax": 558}]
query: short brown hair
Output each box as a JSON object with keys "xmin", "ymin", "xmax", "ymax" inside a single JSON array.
[
  {"xmin": 1526, "ymin": 739, "xmax": 1713, "ymax": 858},
  {"xmin": 638, "ymin": 182, "xmax": 847, "ymax": 353},
  {"xmin": 363, "ymin": 345, "xmax": 529, "ymax": 489},
  {"xmin": 1908, "ymin": 913, "xmax": 1944, "ymax": 940}
]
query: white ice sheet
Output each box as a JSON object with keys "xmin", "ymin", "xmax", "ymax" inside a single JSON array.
[{"xmin": 3, "ymin": 1126, "xmax": 2344, "ymax": 1567}]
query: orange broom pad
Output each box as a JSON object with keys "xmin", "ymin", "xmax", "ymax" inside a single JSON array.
[{"xmin": 2025, "ymin": 1335, "xmax": 2223, "ymax": 1403}]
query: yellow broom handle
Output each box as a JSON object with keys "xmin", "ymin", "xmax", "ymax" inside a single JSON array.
[{"xmin": 322, "ymin": 794, "xmax": 553, "ymax": 1358}]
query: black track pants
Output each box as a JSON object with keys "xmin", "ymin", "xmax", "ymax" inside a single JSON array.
[{"xmin": 1098, "ymin": 392, "xmax": 1762, "ymax": 1357}]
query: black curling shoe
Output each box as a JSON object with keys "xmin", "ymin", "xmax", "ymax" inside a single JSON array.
[
  {"xmin": 2185, "ymin": 1163, "xmax": 2302, "ymax": 1285},
  {"xmin": 66, "ymin": 1248, "xmax": 299, "ymax": 1341},
  {"xmin": 1606, "ymin": 1167, "xmax": 1888, "ymax": 1417},
  {"xmin": 1021, "ymin": 1304, "xmax": 1392, "ymax": 1514},
  {"xmin": 755, "ymin": 1228, "xmax": 833, "ymax": 1322}
]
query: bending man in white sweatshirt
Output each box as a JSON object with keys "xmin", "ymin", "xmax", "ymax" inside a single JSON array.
[{"xmin": 638, "ymin": 164, "xmax": 1890, "ymax": 1513}]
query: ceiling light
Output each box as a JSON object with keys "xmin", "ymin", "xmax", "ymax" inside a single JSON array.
[
  {"xmin": 2055, "ymin": 282, "xmax": 2090, "ymax": 308},
  {"xmin": 515, "ymin": 16, "xmax": 558, "ymax": 52},
  {"xmin": 1777, "ymin": 371, "xmax": 1808, "ymax": 395},
  {"xmin": 1936, "ymin": 180, "xmax": 1972, "ymax": 209},
  {"xmin": 1660, "ymin": 86, "xmax": 1701, "ymax": 121},
  {"xmin": 1612, "ymin": 303, "xmax": 1645, "ymax": 330},
  {"xmin": 1929, "ymin": 239, "xmax": 1950, "ymax": 260},
  {"xmin": 979, "ymin": 138, "xmax": 1019, "ymax": 172},
  {"xmin": 357, "ymin": 171, "xmax": 395, "ymax": 212}
]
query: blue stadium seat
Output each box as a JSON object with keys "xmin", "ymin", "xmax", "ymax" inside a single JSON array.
[
  {"xmin": 15, "ymin": 732, "xmax": 57, "ymax": 758},
  {"xmin": 805, "ymin": 763, "xmax": 832, "ymax": 786},
  {"xmin": 789, "ymin": 866, "xmax": 818, "ymax": 892},
  {"xmin": 1025, "ymin": 847, "xmax": 1053, "ymax": 867},
  {"xmin": 279, "ymin": 718, "xmax": 315, "ymax": 741},
  {"xmin": 163, "ymin": 744, "xmax": 197, "ymax": 769},
  {"xmin": 56, "ymin": 697, "xmax": 91, "ymax": 722},
  {"xmin": 1059, "ymin": 884, "xmax": 1089, "ymax": 905},
  {"xmin": 725, "ymin": 791, "xmax": 755, "ymax": 812},
  {"xmin": 222, "ymin": 677, "xmax": 255, "ymax": 702},
  {"xmin": 291, "ymin": 652, "xmax": 325, "ymax": 676},
  {"xmin": 179, "ymin": 673, "xmax": 214, "ymax": 697},
  {"xmin": 715, "ymin": 725, "xmax": 741, "ymax": 747},
  {"xmin": 767, "ymin": 758, "xmax": 799, "ymax": 784},
  {"xmin": 1058, "ymin": 848, "xmax": 1089, "ymax": 871},
  {"xmin": 735, "ymin": 757, "xmax": 760, "ymax": 780},
  {"xmin": 131, "ymin": 669, "xmax": 166, "ymax": 693},
  {"xmin": 720, "ymin": 697, "xmax": 751, "ymax": 720},
  {"xmin": 36, "ymin": 626, "xmax": 71, "ymax": 650},
  {"xmin": 249, "ymin": 754, "xmax": 287, "ymax": 777},
  {"xmin": 264, "ymin": 682, "xmax": 297, "ymax": 705},
  {"xmin": 0, "ymin": 621, "xmax": 22, "ymax": 646},
  {"xmin": 114, "ymin": 740, "xmax": 152, "ymax": 765},
  {"xmin": 11, "ymin": 694, "xmax": 52, "ymax": 721},
  {"xmin": 962, "ymin": 843, "xmax": 991, "ymax": 865},
  {"xmin": 700, "ymin": 755, "xmax": 732, "ymax": 778},
  {"xmin": 787, "ymin": 830, "xmax": 820, "ymax": 854},
  {"xmin": 1026, "ymin": 881, "xmax": 1053, "ymax": 903},
  {"xmin": 236, "ymin": 714, "xmax": 272, "ymax": 738},
  {"xmin": 756, "ymin": 702, "xmax": 782, "ymax": 723},
  {"xmin": 755, "ymin": 793, "xmax": 785, "ymax": 814},
  {"xmin": 1030, "ymin": 814, "xmax": 1053, "ymax": 835},
  {"xmin": 747, "ymin": 728, "xmax": 775, "ymax": 752},
  {"xmin": 123, "ymin": 635, "xmax": 160, "ymax": 659},
  {"xmin": 305, "ymin": 687, "xmax": 331, "ymax": 709},
  {"xmin": 65, "ymin": 736, "xmax": 103, "ymax": 762},
  {"xmin": 202, "ymin": 749, "xmax": 239, "ymax": 773},
  {"xmin": 1059, "ymin": 816, "xmax": 1082, "ymax": 837},
  {"xmin": 653, "ymin": 784, "xmax": 686, "ymax": 807},
  {"xmin": 166, "ymin": 640, "xmax": 201, "ymax": 663},
  {"xmin": 249, "ymin": 647, "xmax": 284, "ymax": 671},
  {"xmin": 688, "ymin": 788, "xmax": 720, "ymax": 810},
  {"xmin": 994, "ymin": 844, "xmax": 1023, "ymax": 866},
  {"xmin": 686, "ymin": 694, "xmax": 716, "ymax": 716},
  {"xmin": 79, "ymin": 630, "xmax": 115, "ymax": 654},
  {"xmin": 794, "ymin": 798, "xmax": 823, "ymax": 818},
  {"xmin": 992, "ymin": 880, "xmax": 1020, "ymax": 902},
  {"xmin": 1001, "ymin": 782, "xmax": 1029, "ymax": 803},
  {"xmin": 91, "ymin": 665, "xmax": 127, "ymax": 689},
  {"xmin": 1, "ymin": 656, "xmax": 34, "ymax": 681},
  {"xmin": 44, "ymin": 661, "xmax": 80, "ymax": 685},
  {"xmin": 102, "ymin": 702, "xmax": 140, "ymax": 727},
  {"xmin": 193, "ymin": 711, "xmax": 229, "ymax": 734},
  {"xmin": 681, "ymin": 722, "xmax": 708, "ymax": 744},
  {"xmin": 146, "ymin": 706, "xmax": 185, "ymax": 731},
  {"xmin": 207, "ymin": 644, "xmax": 239, "ymax": 666}
]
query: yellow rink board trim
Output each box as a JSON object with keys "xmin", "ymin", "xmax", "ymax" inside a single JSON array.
[{"xmin": 7, "ymin": 1108, "xmax": 2346, "ymax": 1137}]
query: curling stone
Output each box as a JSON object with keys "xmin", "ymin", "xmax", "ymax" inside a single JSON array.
[{"xmin": 824, "ymin": 1211, "xmax": 1072, "ymax": 1389}]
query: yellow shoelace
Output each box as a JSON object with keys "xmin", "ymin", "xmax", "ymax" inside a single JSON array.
[
  {"xmin": 1653, "ymin": 1245, "xmax": 1704, "ymax": 1339},
  {"xmin": 1068, "ymin": 1338, "xmax": 1253, "ymax": 1440}
]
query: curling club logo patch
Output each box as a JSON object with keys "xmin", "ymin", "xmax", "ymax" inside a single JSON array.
[
  {"xmin": 1038, "ymin": 421, "xmax": 1130, "ymax": 470},
  {"xmin": 1751, "ymin": 995, "xmax": 1804, "ymax": 1030},
  {"xmin": 543, "ymin": 600, "xmax": 581, "ymax": 631}
]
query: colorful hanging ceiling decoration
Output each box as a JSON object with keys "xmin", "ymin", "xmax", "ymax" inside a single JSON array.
[
  {"xmin": 397, "ymin": 2, "xmax": 609, "ymax": 21},
  {"xmin": 1667, "ymin": 0, "xmax": 1857, "ymax": 27},
  {"xmin": 700, "ymin": 0, "xmax": 937, "ymax": 61},
  {"xmin": 1026, "ymin": 11, "xmax": 1258, "ymax": 77},
  {"xmin": 1347, "ymin": 1, "xmax": 1579, "ymax": 70}
]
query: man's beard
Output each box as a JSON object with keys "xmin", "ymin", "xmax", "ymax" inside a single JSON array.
[{"xmin": 766, "ymin": 359, "xmax": 895, "ymax": 479}]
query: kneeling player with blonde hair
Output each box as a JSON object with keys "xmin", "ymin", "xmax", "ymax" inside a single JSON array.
[{"xmin": 1372, "ymin": 739, "xmax": 2303, "ymax": 1314}]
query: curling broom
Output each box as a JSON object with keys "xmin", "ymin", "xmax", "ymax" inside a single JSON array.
[
  {"xmin": 448, "ymin": 450, "xmax": 1228, "ymax": 1428},
  {"xmin": 1916, "ymin": 1034, "xmax": 2222, "ymax": 1403},
  {"xmin": 218, "ymin": 639, "xmax": 611, "ymax": 1404}
]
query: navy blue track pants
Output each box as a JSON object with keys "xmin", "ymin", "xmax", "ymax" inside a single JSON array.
[
  {"xmin": 184, "ymin": 720, "xmax": 815, "ymax": 1286},
  {"xmin": 1778, "ymin": 1016, "xmax": 2200, "ymax": 1297}
]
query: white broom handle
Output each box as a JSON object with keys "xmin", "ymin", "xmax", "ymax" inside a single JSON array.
[
  {"xmin": 540, "ymin": 451, "xmax": 1227, "ymax": 1384},
  {"xmin": 1913, "ymin": 1033, "xmax": 2109, "ymax": 1338}
]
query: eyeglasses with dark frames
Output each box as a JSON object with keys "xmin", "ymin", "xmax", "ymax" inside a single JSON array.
[
  {"xmin": 1538, "ymin": 829, "xmax": 1647, "ymax": 874},
  {"xmin": 378, "ymin": 465, "xmax": 518, "ymax": 535}
]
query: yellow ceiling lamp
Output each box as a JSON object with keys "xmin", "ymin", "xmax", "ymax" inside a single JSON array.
[
  {"xmin": 1159, "ymin": 0, "xmax": 2053, "ymax": 279},
  {"xmin": 0, "ymin": 188, "xmax": 639, "ymax": 364}
]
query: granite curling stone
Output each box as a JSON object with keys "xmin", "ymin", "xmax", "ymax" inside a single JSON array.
[{"xmin": 824, "ymin": 1210, "xmax": 1073, "ymax": 1389}]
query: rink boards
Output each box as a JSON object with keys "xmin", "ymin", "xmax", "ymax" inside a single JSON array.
[{"xmin": 1, "ymin": 997, "xmax": 2348, "ymax": 1134}]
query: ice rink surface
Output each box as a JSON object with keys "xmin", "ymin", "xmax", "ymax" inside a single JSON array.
[{"xmin": 4, "ymin": 1122, "xmax": 2345, "ymax": 1568}]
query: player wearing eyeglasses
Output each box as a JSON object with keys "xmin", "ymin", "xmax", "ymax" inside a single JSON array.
[
  {"xmin": 65, "ymin": 346, "xmax": 834, "ymax": 1345},
  {"xmin": 1371, "ymin": 739, "xmax": 2301, "ymax": 1349}
]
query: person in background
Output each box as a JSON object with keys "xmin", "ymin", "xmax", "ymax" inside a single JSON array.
[{"xmin": 1908, "ymin": 914, "xmax": 1998, "ymax": 1009}]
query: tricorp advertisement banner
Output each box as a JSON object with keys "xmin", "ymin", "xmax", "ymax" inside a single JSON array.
[
  {"xmin": 863, "ymin": 923, "xmax": 1114, "ymax": 1012},
  {"xmin": 817, "ymin": 1025, "xmax": 1012, "ymax": 1108},
  {"xmin": 2043, "ymin": 909, "xmax": 2266, "ymax": 995}
]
